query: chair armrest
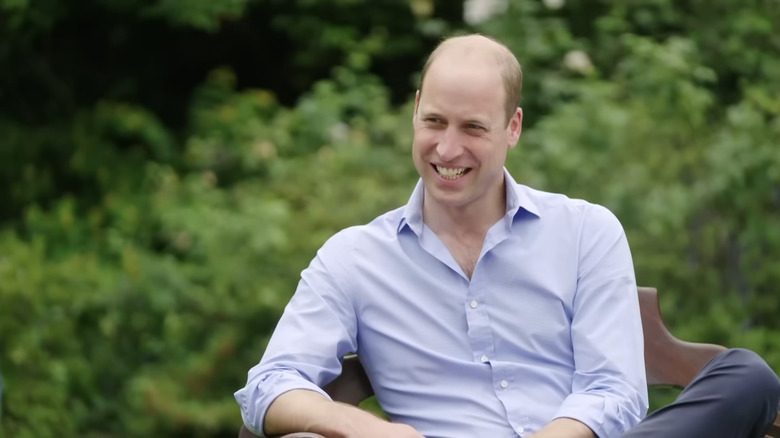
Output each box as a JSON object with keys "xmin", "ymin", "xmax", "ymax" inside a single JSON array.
[{"xmin": 766, "ymin": 410, "xmax": 780, "ymax": 438}]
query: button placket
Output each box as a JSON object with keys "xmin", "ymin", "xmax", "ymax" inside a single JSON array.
[
  {"xmin": 464, "ymin": 272, "xmax": 498, "ymax": 375},
  {"xmin": 464, "ymin": 278, "xmax": 494, "ymax": 364}
]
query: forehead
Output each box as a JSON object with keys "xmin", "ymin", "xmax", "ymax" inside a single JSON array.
[{"xmin": 419, "ymin": 55, "xmax": 506, "ymax": 121}]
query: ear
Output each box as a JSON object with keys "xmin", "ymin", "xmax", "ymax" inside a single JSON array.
[
  {"xmin": 508, "ymin": 107, "xmax": 523, "ymax": 148},
  {"xmin": 413, "ymin": 90, "xmax": 421, "ymax": 122}
]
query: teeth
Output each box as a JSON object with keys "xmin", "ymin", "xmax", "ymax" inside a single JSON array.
[{"xmin": 436, "ymin": 165, "xmax": 467, "ymax": 180}]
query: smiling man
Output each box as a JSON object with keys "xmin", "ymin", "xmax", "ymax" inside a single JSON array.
[
  {"xmin": 411, "ymin": 37, "xmax": 522, "ymax": 281},
  {"xmin": 235, "ymin": 34, "xmax": 780, "ymax": 438}
]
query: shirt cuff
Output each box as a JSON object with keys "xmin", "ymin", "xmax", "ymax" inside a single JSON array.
[{"xmin": 234, "ymin": 373, "xmax": 332, "ymax": 437}]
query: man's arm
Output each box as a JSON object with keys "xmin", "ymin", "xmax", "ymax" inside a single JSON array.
[
  {"xmin": 235, "ymin": 232, "xmax": 356, "ymax": 436},
  {"xmin": 528, "ymin": 417, "xmax": 596, "ymax": 438},
  {"xmin": 235, "ymin": 232, "xmax": 424, "ymax": 438},
  {"xmin": 548, "ymin": 204, "xmax": 649, "ymax": 438},
  {"xmin": 264, "ymin": 389, "xmax": 424, "ymax": 438}
]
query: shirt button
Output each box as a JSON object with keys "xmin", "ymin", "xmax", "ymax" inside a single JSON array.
[
  {"xmin": 470, "ymin": 300, "xmax": 478, "ymax": 309},
  {"xmin": 480, "ymin": 355, "xmax": 489, "ymax": 362},
  {"xmin": 500, "ymin": 380, "xmax": 508, "ymax": 388},
  {"xmin": 516, "ymin": 426, "xmax": 525, "ymax": 434}
]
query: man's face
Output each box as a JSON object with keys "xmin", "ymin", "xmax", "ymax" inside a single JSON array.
[{"xmin": 412, "ymin": 57, "xmax": 522, "ymax": 213}]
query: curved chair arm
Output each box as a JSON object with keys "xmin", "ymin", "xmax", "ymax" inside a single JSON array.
[{"xmin": 637, "ymin": 287, "xmax": 726, "ymax": 387}]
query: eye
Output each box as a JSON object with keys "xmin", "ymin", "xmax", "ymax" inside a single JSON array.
[
  {"xmin": 467, "ymin": 123, "xmax": 485, "ymax": 131},
  {"xmin": 425, "ymin": 117, "xmax": 442, "ymax": 124}
]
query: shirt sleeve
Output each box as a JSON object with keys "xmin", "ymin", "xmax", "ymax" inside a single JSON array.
[
  {"xmin": 233, "ymin": 233, "xmax": 359, "ymax": 437},
  {"xmin": 553, "ymin": 204, "xmax": 649, "ymax": 438}
]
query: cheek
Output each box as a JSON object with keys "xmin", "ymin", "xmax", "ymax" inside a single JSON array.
[
  {"xmin": 475, "ymin": 140, "xmax": 507, "ymax": 162},
  {"xmin": 412, "ymin": 130, "xmax": 438, "ymax": 152}
]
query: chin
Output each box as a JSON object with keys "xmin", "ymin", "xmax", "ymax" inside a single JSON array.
[{"xmin": 427, "ymin": 189, "xmax": 471, "ymax": 207}]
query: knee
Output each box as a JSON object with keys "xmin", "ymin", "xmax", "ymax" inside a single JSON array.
[{"xmin": 713, "ymin": 348, "xmax": 780, "ymax": 402}]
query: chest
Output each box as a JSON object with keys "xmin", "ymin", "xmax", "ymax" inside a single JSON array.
[
  {"xmin": 439, "ymin": 234, "xmax": 484, "ymax": 278},
  {"xmin": 353, "ymin": 236, "xmax": 578, "ymax": 368}
]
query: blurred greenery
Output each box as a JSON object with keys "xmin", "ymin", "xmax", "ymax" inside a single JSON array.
[{"xmin": 1, "ymin": 0, "xmax": 779, "ymax": 436}]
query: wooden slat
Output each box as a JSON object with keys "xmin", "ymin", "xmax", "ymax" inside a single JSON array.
[{"xmin": 768, "ymin": 413, "xmax": 780, "ymax": 438}]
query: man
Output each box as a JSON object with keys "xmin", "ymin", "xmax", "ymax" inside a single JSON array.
[{"xmin": 235, "ymin": 34, "xmax": 780, "ymax": 437}]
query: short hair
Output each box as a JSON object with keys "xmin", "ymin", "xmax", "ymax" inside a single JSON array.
[{"xmin": 418, "ymin": 34, "xmax": 522, "ymax": 124}]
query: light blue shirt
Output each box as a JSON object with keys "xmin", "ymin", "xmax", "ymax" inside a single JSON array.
[{"xmin": 235, "ymin": 169, "xmax": 648, "ymax": 438}]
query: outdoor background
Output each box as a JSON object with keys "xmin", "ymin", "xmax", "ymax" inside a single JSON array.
[{"xmin": 1, "ymin": 0, "xmax": 779, "ymax": 437}]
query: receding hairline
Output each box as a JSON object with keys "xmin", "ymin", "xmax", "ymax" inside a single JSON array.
[
  {"xmin": 427, "ymin": 34, "xmax": 512, "ymax": 63},
  {"xmin": 418, "ymin": 34, "xmax": 523, "ymax": 123}
]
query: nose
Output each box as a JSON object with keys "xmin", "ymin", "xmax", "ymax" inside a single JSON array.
[{"xmin": 435, "ymin": 127, "xmax": 464, "ymax": 162}]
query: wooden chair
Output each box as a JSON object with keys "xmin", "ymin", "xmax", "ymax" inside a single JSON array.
[{"xmin": 239, "ymin": 287, "xmax": 780, "ymax": 438}]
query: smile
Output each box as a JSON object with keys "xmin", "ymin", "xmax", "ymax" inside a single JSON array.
[{"xmin": 434, "ymin": 165, "xmax": 471, "ymax": 180}]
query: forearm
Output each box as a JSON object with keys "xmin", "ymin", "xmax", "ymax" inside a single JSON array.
[
  {"xmin": 528, "ymin": 417, "xmax": 596, "ymax": 438},
  {"xmin": 264, "ymin": 389, "xmax": 383, "ymax": 438}
]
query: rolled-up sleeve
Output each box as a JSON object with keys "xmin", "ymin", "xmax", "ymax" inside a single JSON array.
[
  {"xmin": 234, "ymin": 234, "xmax": 358, "ymax": 437},
  {"xmin": 553, "ymin": 205, "xmax": 649, "ymax": 438}
]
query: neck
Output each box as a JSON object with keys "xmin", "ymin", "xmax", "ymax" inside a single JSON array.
[{"xmin": 423, "ymin": 180, "xmax": 507, "ymax": 239}]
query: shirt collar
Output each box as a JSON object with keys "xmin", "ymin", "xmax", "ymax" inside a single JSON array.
[{"xmin": 397, "ymin": 168, "xmax": 540, "ymax": 235}]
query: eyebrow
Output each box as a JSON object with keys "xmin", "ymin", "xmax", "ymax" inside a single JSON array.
[
  {"xmin": 419, "ymin": 110, "xmax": 444, "ymax": 119},
  {"xmin": 420, "ymin": 111, "xmax": 489, "ymax": 125},
  {"xmin": 418, "ymin": 106, "xmax": 493, "ymax": 129}
]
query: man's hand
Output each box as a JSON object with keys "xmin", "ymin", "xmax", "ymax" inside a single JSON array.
[{"xmin": 264, "ymin": 389, "xmax": 424, "ymax": 438}]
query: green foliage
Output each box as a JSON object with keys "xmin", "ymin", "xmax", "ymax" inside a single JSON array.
[
  {"xmin": 143, "ymin": 0, "xmax": 253, "ymax": 32},
  {"xmin": 1, "ymin": 0, "xmax": 779, "ymax": 436}
]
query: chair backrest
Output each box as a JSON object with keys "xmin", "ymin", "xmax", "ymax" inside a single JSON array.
[
  {"xmin": 240, "ymin": 287, "xmax": 780, "ymax": 438},
  {"xmin": 637, "ymin": 287, "xmax": 726, "ymax": 386}
]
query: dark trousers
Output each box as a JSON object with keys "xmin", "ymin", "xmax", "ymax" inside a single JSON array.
[{"xmin": 623, "ymin": 348, "xmax": 780, "ymax": 438}]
